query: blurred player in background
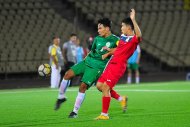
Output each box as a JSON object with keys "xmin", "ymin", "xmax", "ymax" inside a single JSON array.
[
  {"xmin": 95, "ymin": 9, "xmax": 142, "ymax": 120},
  {"xmin": 62, "ymin": 33, "xmax": 77, "ymax": 71},
  {"xmin": 75, "ymin": 38, "xmax": 85, "ymax": 85},
  {"xmin": 54, "ymin": 18, "xmax": 122, "ymax": 118},
  {"xmin": 48, "ymin": 43, "xmax": 53, "ymax": 64},
  {"xmin": 62, "ymin": 33, "xmax": 77, "ymax": 86},
  {"xmin": 49, "ymin": 37, "xmax": 64, "ymax": 88},
  {"xmin": 127, "ymin": 44, "xmax": 141, "ymax": 84},
  {"xmin": 76, "ymin": 38, "xmax": 84, "ymax": 63},
  {"xmin": 87, "ymin": 36, "xmax": 94, "ymax": 50}
]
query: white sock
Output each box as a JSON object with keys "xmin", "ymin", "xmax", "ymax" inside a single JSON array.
[
  {"xmin": 118, "ymin": 96, "xmax": 123, "ymax": 101},
  {"xmin": 101, "ymin": 112, "xmax": 108, "ymax": 116},
  {"xmin": 136, "ymin": 77, "xmax": 140, "ymax": 84},
  {"xmin": 127, "ymin": 76, "xmax": 132, "ymax": 84},
  {"xmin": 58, "ymin": 79, "xmax": 70, "ymax": 99},
  {"xmin": 73, "ymin": 92, "xmax": 85, "ymax": 114}
]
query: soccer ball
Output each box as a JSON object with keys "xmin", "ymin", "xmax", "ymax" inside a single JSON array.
[{"xmin": 38, "ymin": 64, "xmax": 51, "ymax": 77}]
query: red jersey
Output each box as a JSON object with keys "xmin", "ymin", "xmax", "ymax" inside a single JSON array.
[
  {"xmin": 98, "ymin": 35, "xmax": 140, "ymax": 88},
  {"xmin": 111, "ymin": 35, "xmax": 140, "ymax": 63}
]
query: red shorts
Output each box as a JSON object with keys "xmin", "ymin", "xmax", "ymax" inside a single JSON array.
[{"xmin": 98, "ymin": 61, "xmax": 126, "ymax": 89}]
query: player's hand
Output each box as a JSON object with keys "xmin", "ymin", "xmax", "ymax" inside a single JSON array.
[
  {"xmin": 130, "ymin": 8, "xmax": 135, "ymax": 20},
  {"xmin": 102, "ymin": 53, "xmax": 109, "ymax": 60},
  {"xmin": 102, "ymin": 46, "xmax": 111, "ymax": 51}
]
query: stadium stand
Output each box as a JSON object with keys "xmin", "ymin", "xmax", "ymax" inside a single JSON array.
[
  {"xmin": 69, "ymin": 0, "xmax": 190, "ymax": 67},
  {"xmin": 0, "ymin": 0, "xmax": 189, "ymax": 82},
  {"xmin": 0, "ymin": 0, "xmax": 189, "ymax": 88},
  {"xmin": 0, "ymin": 0, "xmax": 90, "ymax": 74}
]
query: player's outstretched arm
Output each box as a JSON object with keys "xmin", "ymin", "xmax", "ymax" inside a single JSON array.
[
  {"xmin": 130, "ymin": 9, "xmax": 142, "ymax": 39},
  {"xmin": 102, "ymin": 48, "xmax": 116, "ymax": 60}
]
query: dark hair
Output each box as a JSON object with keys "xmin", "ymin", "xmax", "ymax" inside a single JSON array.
[
  {"xmin": 98, "ymin": 18, "xmax": 111, "ymax": 28},
  {"xmin": 122, "ymin": 17, "xmax": 134, "ymax": 30},
  {"xmin": 52, "ymin": 36, "xmax": 59, "ymax": 40},
  {"xmin": 70, "ymin": 33, "xmax": 77, "ymax": 37}
]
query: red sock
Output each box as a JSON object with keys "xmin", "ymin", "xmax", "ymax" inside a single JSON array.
[
  {"xmin": 110, "ymin": 89, "xmax": 120, "ymax": 100},
  {"xmin": 102, "ymin": 96, "xmax": 111, "ymax": 114}
]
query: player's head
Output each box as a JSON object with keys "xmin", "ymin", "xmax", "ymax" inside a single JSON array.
[
  {"xmin": 97, "ymin": 18, "xmax": 111, "ymax": 37},
  {"xmin": 53, "ymin": 36, "xmax": 60, "ymax": 45},
  {"xmin": 121, "ymin": 17, "xmax": 134, "ymax": 35},
  {"xmin": 70, "ymin": 33, "xmax": 77, "ymax": 43}
]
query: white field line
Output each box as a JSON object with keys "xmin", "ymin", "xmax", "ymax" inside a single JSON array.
[{"xmin": 0, "ymin": 88, "xmax": 190, "ymax": 94}]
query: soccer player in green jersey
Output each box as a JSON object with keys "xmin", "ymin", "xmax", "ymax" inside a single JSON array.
[{"xmin": 54, "ymin": 18, "xmax": 121, "ymax": 118}]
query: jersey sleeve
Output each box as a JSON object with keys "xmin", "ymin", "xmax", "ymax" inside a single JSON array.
[
  {"xmin": 48, "ymin": 46, "xmax": 51, "ymax": 54},
  {"xmin": 131, "ymin": 35, "xmax": 140, "ymax": 44},
  {"xmin": 51, "ymin": 47, "xmax": 56, "ymax": 56},
  {"xmin": 112, "ymin": 34, "xmax": 119, "ymax": 46}
]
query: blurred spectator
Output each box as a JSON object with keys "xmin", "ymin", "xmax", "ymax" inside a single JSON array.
[
  {"xmin": 87, "ymin": 36, "xmax": 94, "ymax": 50},
  {"xmin": 62, "ymin": 33, "xmax": 77, "ymax": 71},
  {"xmin": 49, "ymin": 37, "xmax": 64, "ymax": 88},
  {"xmin": 62, "ymin": 33, "xmax": 77, "ymax": 86},
  {"xmin": 127, "ymin": 45, "xmax": 141, "ymax": 84},
  {"xmin": 76, "ymin": 38, "xmax": 84, "ymax": 63}
]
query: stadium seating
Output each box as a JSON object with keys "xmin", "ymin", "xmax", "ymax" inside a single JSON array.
[
  {"xmin": 70, "ymin": 0, "xmax": 190, "ymax": 67},
  {"xmin": 0, "ymin": 0, "xmax": 90, "ymax": 73},
  {"xmin": 0, "ymin": 0, "xmax": 190, "ymax": 75}
]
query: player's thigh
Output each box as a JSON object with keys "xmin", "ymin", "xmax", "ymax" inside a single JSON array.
[
  {"xmin": 81, "ymin": 67, "xmax": 102, "ymax": 89},
  {"xmin": 71, "ymin": 60, "xmax": 86, "ymax": 75}
]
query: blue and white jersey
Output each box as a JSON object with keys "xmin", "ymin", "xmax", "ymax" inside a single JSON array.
[
  {"xmin": 128, "ymin": 45, "xmax": 141, "ymax": 64},
  {"xmin": 120, "ymin": 34, "xmax": 133, "ymax": 43},
  {"xmin": 76, "ymin": 46, "xmax": 84, "ymax": 63}
]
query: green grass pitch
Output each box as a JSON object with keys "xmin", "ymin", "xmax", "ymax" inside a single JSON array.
[{"xmin": 0, "ymin": 81, "xmax": 190, "ymax": 127}]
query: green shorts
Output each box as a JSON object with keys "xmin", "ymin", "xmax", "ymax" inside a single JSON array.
[
  {"xmin": 71, "ymin": 60, "xmax": 102, "ymax": 89},
  {"xmin": 127, "ymin": 63, "xmax": 139, "ymax": 70}
]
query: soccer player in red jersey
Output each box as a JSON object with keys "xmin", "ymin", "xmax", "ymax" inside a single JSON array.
[{"xmin": 95, "ymin": 9, "xmax": 142, "ymax": 120}]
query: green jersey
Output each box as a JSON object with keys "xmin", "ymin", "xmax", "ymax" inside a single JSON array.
[{"xmin": 85, "ymin": 34, "xmax": 119, "ymax": 70}]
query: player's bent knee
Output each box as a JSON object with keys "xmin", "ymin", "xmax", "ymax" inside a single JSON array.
[
  {"xmin": 79, "ymin": 83, "xmax": 87, "ymax": 93},
  {"xmin": 64, "ymin": 69, "xmax": 75, "ymax": 80},
  {"xmin": 102, "ymin": 83, "xmax": 110, "ymax": 91}
]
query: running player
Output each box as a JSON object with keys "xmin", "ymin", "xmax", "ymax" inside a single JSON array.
[
  {"xmin": 54, "ymin": 18, "xmax": 124, "ymax": 118},
  {"xmin": 95, "ymin": 9, "xmax": 142, "ymax": 120}
]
